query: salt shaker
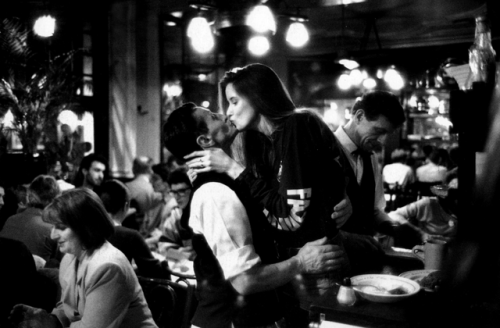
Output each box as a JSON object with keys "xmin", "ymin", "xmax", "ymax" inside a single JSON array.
[{"xmin": 337, "ymin": 277, "xmax": 356, "ymax": 306}]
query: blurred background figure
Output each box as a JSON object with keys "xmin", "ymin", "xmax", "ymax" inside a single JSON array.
[
  {"xmin": 158, "ymin": 169, "xmax": 195, "ymax": 261},
  {"xmin": 412, "ymin": 144, "xmax": 435, "ymax": 170},
  {"xmin": 101, "ymin": 179, "xmax": 171, "ymax": 280},
  {"xmin": 388, "ymin": 173, "xmax": 458, "ymax": 248},
  {"xmin": 72, "ymin": 153, "xmax": 108, "ymax": 193},
  {"xmin": 416, "ymin": 148, "xmax": 448, "ymax": 183},
  {"xmin": 58, "ymin": 124, "xmax": 80, "ymax": 176},
  {"xmin": 47, "ymin": 158, "xmax": 75, "ymax": 192},
  {"xmin": 0, "ymin": 175, "xmax": 62, "ymax": 267},
  {"xmin": 125, "ymin": 156, "xmax": 164, "ymax": 239},
  {"xmin": 383, "ymin": 148, "xmax": 415, "ymax": 190}
]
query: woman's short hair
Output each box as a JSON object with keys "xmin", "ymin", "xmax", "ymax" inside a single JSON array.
[
  {"xmin": 42, "ymin": 188, "xmax": 114, "ymax": 252},
  {"xmin": 99, "ymin": 179, "xmax": 130, "ymax": 215},
  {"xmin": 27, "ymin": 175, "xmax": 61, "ymax": 209},
  {"xmin": 218, "ymin": 63, "xmax": 295, "ymax": 127}
]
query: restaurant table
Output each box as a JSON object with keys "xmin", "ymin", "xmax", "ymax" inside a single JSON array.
[{"xmin": 305, "ymin": 248, "xmax": 453, "ymax": 328}]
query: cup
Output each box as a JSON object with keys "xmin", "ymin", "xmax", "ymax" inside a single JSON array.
[{"xmin": 412, "ymin": 239, "xmax": 447, "ymax": 270}]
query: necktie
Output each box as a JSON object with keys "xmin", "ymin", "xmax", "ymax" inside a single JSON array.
[{"xmin": 353, "ymin": 149, "xmax": 371, "ymax": 184}]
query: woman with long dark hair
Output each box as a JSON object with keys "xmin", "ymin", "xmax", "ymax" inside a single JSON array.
[{"xmin": 185, "ymin": 64, "xmax": 350, "ymax": 289}]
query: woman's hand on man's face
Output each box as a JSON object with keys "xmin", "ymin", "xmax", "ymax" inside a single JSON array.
[{"xmin": 185, "ymin": 149, "xmax": 239, "ymax": 175}]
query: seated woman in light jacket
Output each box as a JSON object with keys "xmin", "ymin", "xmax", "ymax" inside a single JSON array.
[{"xmin": 10, "ymin": 188, "xmax": 158, "ymax": 328}]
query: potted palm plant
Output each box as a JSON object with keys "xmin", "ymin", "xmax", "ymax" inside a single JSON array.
[{"xmin": 0, "ymin": 17, "xmax": 85, "ymax": 182}]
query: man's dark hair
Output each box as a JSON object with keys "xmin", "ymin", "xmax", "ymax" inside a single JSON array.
[
  {"xmin": 27, "ymin": 175, "xmax": 61, "ymax": 209},
  {"xmin": 352, "ymin": 91, "xmax": 406, "ymax": 127},
  {"xmin": 99, "ymin": 179, "xmax": 130, "ymax": 215},
  {"xmin": 152, "ymin": 163, "xmax": 170, "ymax": 182},
  {"xmin": 167, "ymin": 168, "xmax": 192, "ymax": 188},
  {"xmin": 428, "ymin": 149, "xmax": 442, "ymax": 165},
  {"xmin": 162, "ymin": 102, "xmax": 207, "ymax": 159},
  {"xmin": 73, "ymin": 153, "xmax": 108, "ymax": 187},
  {"xmin": 422, "ymin": 144, "xmax": 435, "ymax": 158}
]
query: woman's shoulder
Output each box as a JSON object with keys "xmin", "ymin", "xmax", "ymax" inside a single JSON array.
[
  {"xmin": 280, "ymin": 110, "xmax": 326, "ymax": 132},
  {"xmin": 85, "ymin": 242, "xmax": 131, "ymax": 270},
  {"xmin": 286, "ymin": 109, "xmax": 321, "ymax": 122}
]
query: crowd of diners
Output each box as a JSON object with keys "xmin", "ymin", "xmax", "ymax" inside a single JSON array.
[{"xmin": 2, "ymin": 62, "xmax": 485, "ymax": 328}]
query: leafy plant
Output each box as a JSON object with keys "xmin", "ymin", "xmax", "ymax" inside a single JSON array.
[{"xmin": 0, "ymin": 17, "xmax": 85, "ymax": 159}]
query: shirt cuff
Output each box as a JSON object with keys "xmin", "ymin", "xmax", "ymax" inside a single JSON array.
[
  {"xmin": 217, "ymin": 244, "xmax": 261, "ymax": 280},
  {"xmin": 51, "ymin": 306, "xmax": 70, "ymax": 328},
  {"xmin": 236, "ymin": 168, "xmax": 255, "ymax": 185}
]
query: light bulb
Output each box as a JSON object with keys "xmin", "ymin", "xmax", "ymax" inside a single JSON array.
[
  {"xmin": 246, "ymin": 4, "xmax": 276, "ymax": 34},
  {"xmin": 33, "ymin": 15, "xmax": 56, "ymax": 37},
  {"xmin": 187, "ymin": 16, "xmax": 214, "ymax": 53},
  {"xmin": 58, "ymin": 110, "xmax": 78, "ymax": 131},
  {"xmin": 384, "ymin": 67, "xmax": 405, "ymax": 90},
  {"xmin": 349, "ymin": 69, "xmax": 363, "ymax": 86},
  {"xmin": 248, "ymin": 36, "xmax": 270, "ymax": 56},
  {"xmin": 286, "ymin": 22, "xmax": 309, "ymax": 47},
  {"xmin": 187, "ymin": 16, "xmax": 209, "ymax": 38},
  {"xmin": 363, "ymin": 77, "xmax": 377, "ymax": 89},
  {"xmin": 337, "ymin": 73, "xmax": 352, "ymax": 90},
  {"xmin": 338, "ymin": 59, "xmax": 360, "ymax": 70}
]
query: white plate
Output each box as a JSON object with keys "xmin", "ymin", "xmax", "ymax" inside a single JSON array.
[
  {"xmin": 399, "ymin": 269, "xmax": 439, "ymax": 292},
  {"xmin": 351, "ymin": 274, "xmax": 420, "ymax": 303}
]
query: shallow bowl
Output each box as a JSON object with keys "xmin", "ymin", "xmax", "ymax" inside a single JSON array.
[{"xmin": 351, "ymin": 274, "xmax": 420, "ymax": 303}]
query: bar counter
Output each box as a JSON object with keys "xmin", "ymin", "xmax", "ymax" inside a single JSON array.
[{"xmin": 305, "ymin": 251, "xmax": 454, "ymax": 328}]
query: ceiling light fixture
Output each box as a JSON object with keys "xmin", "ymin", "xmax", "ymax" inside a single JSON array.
[
  {"xmin": 187, "ymin": 16, "xmax": 215, "ymax": 53},
  {"xmin": 384, "ymin": 66, "xmax": 405, "ymax": 90},
  {"xmin": 338, "ymin": 58, "xmax": 360, "ymax": 70},
  {"xmin": 248, "ymin": 35, "xmax": 270, "ymax": 56},
  {"xmin": 33, "ymin": 15, "xmax": 56, "ymax": 37},
  {"xmin": 187, "ymin": 1, "xmax": 217, "ymax": 53},
  {"xmin": 246, "ymin": 3, "xmax": 276, "ymax": 34},
  {"xmin": 335, "ymin": 4, "xmax": 359, "ymax": 70},
  {"xmin": 285, "ymin": 12, "xmax": 309, "ymax": 48}
]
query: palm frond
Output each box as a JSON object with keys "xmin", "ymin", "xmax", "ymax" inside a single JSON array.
[{"xmin": 0, "ymin": 18, "xmax": 86, "ymax": 157}]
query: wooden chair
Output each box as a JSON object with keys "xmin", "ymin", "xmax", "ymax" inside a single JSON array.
[
  {"xmin": 138, "ymin": 274, "xmax": 197, "ymax": 328},
  {"xmin": 138, "ymin": 276, "xmax": 177, "ymax": 328}
]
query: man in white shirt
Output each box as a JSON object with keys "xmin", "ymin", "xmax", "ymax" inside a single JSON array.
[
  {"xmin": 383, "ymin": 148, "xmax": 415, "ymax": 189},
  {"xmin": 163, "ymin": 103, "xmax": 346, "ymax": 328},
  {"xmin": 416, "ymin": 149, "xmax": 448, "ymax": 183}
]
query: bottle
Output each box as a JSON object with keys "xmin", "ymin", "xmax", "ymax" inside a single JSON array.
[{"xmin": 469, "ymin": 16, "xmax": 497, "ymax": 88}]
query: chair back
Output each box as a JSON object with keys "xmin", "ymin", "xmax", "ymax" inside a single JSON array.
[
  {"xmin": 138, "ymin": 276, "xmax": 177, "ymax": 328},
  {"xmin": 138, "ymin": 276, "xmax": 197, "ymax": 328}
]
